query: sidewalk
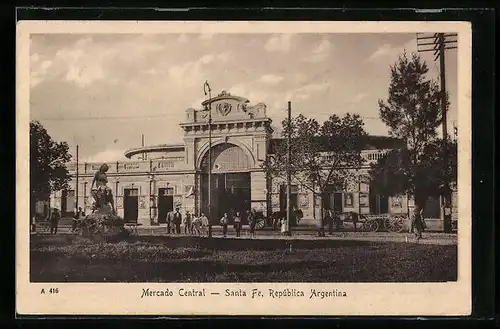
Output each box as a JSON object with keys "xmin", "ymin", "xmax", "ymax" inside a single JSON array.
[{"xmin": 135, "ymin": 225, "xmax": 457, "ymax": 245}]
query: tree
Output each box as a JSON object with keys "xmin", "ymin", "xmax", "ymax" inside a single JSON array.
[
  {"xmin": 262, "ymin": 113, "xmax": 367, "ymax": 234},
  {"xmin": 30, "ymin": 120, "xmax": 72, "ymax": 218},
  {"xmin": 371, "ymin": 51, "xmax": 455, "ymax": 232}
]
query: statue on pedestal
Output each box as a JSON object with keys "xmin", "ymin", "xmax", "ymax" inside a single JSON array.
[{"xmin": 78, "ymin": 163, "xmax": 127, "ymax": 240}]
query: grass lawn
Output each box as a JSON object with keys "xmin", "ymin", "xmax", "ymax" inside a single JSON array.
[{"xmin": 30, "ymin": 235, "xmax": 457, "ymax": 283}]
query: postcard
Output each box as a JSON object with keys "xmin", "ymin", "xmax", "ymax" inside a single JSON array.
[{"xmin": 16, "ymin": 20, "xmax": 472, "ymax": 316}]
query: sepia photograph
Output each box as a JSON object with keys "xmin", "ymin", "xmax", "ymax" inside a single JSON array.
[{"xmin": 16, "ymin": 20, "xmax": 472, "ymax": 316}]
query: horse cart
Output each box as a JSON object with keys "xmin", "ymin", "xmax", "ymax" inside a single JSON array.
[{"xmin": 358, "ymin": 213, "xmax": 408, "ymax": 233}]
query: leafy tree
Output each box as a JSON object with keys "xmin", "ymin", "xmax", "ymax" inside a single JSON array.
[
  {"xmin": 370, "ymin": 51, "xmax": 455, "ymax": 232},
  {"xmin": 30, "ymin": 120, "xmax": 72, "ymax": 218},
  {"xmin": 263, "ymin": 113, "xmax": 367, "ymax": 234}
]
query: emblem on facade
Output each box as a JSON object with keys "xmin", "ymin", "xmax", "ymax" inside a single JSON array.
[{"xmin": 217, "ymin": 102, "xmax": 232, "ymax": 116}]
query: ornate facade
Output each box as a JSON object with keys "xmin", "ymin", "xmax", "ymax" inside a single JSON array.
[{"xmin": 51, "ymin": 91, "xmax": 454, "ymax": 227}]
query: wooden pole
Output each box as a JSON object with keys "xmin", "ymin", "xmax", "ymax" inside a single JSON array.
[
  {"xmin": 76, "ymin": 145, "xmax": 79, "ymax": 212},
  {"xmin": 286, "ymin": 101, "xmax": 292, "ymax": 235}
]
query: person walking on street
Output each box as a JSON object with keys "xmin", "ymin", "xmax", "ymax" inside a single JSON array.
[
  {"xmin": 351, "ymin": 211, "xmax": 359, "ymax": 233},
  {"xmin": 247, "ymin": 209, "xmax": 257, "ymax": 238},
  {"xmin": 191, "ymin": 214, "xmax": 201, "ymax": 236},
  {"xmin": 166, "ymin": 210, "xmax": 174, "ymax": 234},
  {"xmin": 72, "ymin": 207, "xmax": 85, "ymax": 232},
  {"xmin": 199, "ymin": 213, "xmax": 209, "ymax": 236},
  {"xmin": 173, "ymin": 207, "xmax": 182, "ymax": 234},
  {"xmin": 184, "ymin": 211, "xmax": 192, "ymax": 235},
  {"xmin": 412, "ymin": 207, "xmax": 424, "ymax": 240},
  {"xmin": 324, "ymin": 209, "xmax": 334, "ymax": 235},
  {"xmin": 233, "ymin": 211, "xmax": 242, "ymax": 237},
  {"xmin": 50, "ymin": 208, "xmax": 60, "ymax": 235},
  {"xmin": 220, "ymin": 213, "xmax": 229, "ymax": 237}
]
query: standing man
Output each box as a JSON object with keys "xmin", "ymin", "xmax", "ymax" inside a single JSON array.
[
  {"xmin": 72, "ymin": 207, "xmax": 85, "ymax": 232},
  {"xmin": 173, "ymin": 207, "xmax": 182, "ymax": 234},
  {"xmin": 50, "ymin": 208, "xmax": 60, "ymax": 235},
  {"xmin": 166, "ymin": 209, "xmax": 174, "ymax": 234},
  {"xmin": 184, "ymin": 211, "xmax": 192, "ymax": 235},
  {"xmin": 247, "ymin": 209, "xmax": 257, "ymax": 239},
  {"xmin": 413, "ymin": 207, "xmax": 424, "ymax": 240}
]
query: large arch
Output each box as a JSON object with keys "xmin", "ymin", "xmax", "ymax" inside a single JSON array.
[
  {"xmin": 196, "ymin": 139, "xmax": 256, "ymax": 171},
  {"xmin": 197, "ymin": 140, "xmax": 254, "ymax": 221}
]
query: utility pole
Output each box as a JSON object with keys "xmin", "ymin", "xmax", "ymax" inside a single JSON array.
[
  {"xmin": 416, "ymin": 32, "xmax": 457, "ymax": 233},
  {"xmin": 76, "ymin": 144, "xmax": 79, "ymax": 212},
  {"xmin": 286, "ymin": 101, "xmax": 292, "ymax": 236},
  {"xmin": 204, "ymin": 81, "xmax": 213, "ymax": 237}
]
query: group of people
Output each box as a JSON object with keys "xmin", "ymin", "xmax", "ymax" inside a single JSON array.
[
  {"xmin": 161, "ymin": 208, "xmax": 259, "ymax": 238},
  {"xmin": 163, "ymin": 208, "xmax": 210, "ymax": 236},
  {"xmin": 270, "ymin": 206, "xmax": 304, "ymax": 236},
  {"xmin": 218, "ymin": 209, "xmax": 258, "ymax": 238}
]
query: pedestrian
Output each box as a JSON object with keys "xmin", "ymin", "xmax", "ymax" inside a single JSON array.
[
  {"xmin": 220, "ymin": 213, "xmax": 229, "ymax": 237},
  {"xmin": 233, "ymin": 211, "xmax": 242, "ymax": 237},
  {"xmin": 334, "ymin": 211, "xmax": 341, "ymax": 232},
  {"xmin": 166, "ymin": 210, "xmax": 174, "ymax": 234},
  {"xmin": 199, "ymin": 212, "xmax": 209, "ymax": 236},
  {"xmin": 412, "ymin": 207, "xmax": 424, "ymax": 240},
  {"xmin": 73, "ymin": 206, "xmax": 85, "ymax": 232},
  {"xmin": 191, "ymin": 215, "xmax": 201, "ymax": 236},
  {"xmin": 184, "ymin": 211, "xmax": 192, "ymax": 234},
  {"xmin": 50, "ymin": 208, "xmax": 60, "ymax": 235},
  {"xmin": 420, "ymin": 207, "xmax": 427, "ymax": 231},
  {"xmin": 247, "ymin": 209, "xmax": 257, "ymax": 238},
  {"xmin": 293, "ymin": 206, "xmax": 303, "ymax": 226},
  {"xmin": 324, "ymin": 209, "xmax": 334, "ymax": 235},
  {"xmin": 351, "ymin": 211, "xmax": 359, "ymax": 233},
  {"xmin": 280, "ymin": 216, "xmax": 289, "ymax": 236},
  {"xmin": 173, "ymin": 207, "xmax": 182, "ymax": 234}
]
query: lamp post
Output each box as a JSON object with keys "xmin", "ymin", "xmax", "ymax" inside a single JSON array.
[{"xmin": 203, "ymin": 81, "xmax": 213, "ymax": 237}]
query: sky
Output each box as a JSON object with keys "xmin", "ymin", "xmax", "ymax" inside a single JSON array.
[{"xmin": 29, "ymin": 32, "xmax": 458, "ymax": 163}]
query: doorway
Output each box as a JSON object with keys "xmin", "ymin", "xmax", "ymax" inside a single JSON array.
[
  {"xmin": 369, "ymin": 193, "xmax": 389, "ymax": 215},
  {"xmin": 279, "ymin": 185, "xmax": 298, "ymax": 212},
  {"xmin": 201, "ymin": 172, "xmax": 251, "ymax": 221},
  {"xmin": 157, "ymin": 187, "xmax": 174, "ymax": 224},
  {"xmin": 333, "ymin": 192, "xmax": 343, "ymax": 212},
  {"xmin": 124, "ymin": 188, "xmax": 139, "ymax": 223}
]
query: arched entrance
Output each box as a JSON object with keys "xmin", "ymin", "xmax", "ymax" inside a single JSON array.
[{"xmin": 199, "ymin": 143, "xmax": 252, "ymax": 221}]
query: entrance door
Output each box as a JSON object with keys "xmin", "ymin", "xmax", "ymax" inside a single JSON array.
[
  {"xmin": 124, "ymin": 188, "xmax": 139, "ymax": 223},
  {"xmin": 201, "ymin": 173, "xmax": 251, "ymax": 221},
  {"xmin": 279, "ymin": 185, "xmax": 298, "ymax": 212},
  {"xmin": 333, "ymin": 192, "xmax": 343, "ymax": 212},
  {"xmin": 157, "ymin": 188, "xmax": 174, "ymax": 224},
  {"xmin": 369, "ymin": 193, "xmax": 389, "ymax": 214}
]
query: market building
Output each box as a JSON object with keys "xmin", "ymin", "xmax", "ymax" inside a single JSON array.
[{"xmin": 48, "ymin": 91, "xmax": 457, "ymax": 228}]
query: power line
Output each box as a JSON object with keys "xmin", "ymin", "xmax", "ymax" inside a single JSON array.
[{"xmin": 33, "ymin": 113, "xmax": 173, "ymax": 121}]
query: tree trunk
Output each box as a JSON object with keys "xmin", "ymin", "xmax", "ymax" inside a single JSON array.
[{"xmin": 318, "ymin": 192, "xmax": 325, "ymax": 237}]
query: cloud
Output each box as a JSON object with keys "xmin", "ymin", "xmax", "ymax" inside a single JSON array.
[
  {"xmin": 306, "ymin": 38, "xmax": 334, "ymax": 63},
  {"xmin": 264, "ymin": 34, "xmax": 293, "ymax": 52},
  {"xmin": 167, "ymin": 52, "xmax": 230, "ymax": 86},
  {"xmin": 259, "ymin": 74, "xmax": 284, "ymax": 85},
  {"xmin": 352, "ymin": 92, "xmax": 368, "ymax": 103},
  {"xmin": 367, "ymin": 39, "xmax": 417, "ymax": 62}
]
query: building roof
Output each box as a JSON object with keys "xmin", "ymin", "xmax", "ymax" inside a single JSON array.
[
  {"xmin": 124, "ymin": 143, "xmax": 185, "ymax": 158},
  {"xmin": 268, "ymin": 135, "xmax": 405, "ymax": 154}
]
